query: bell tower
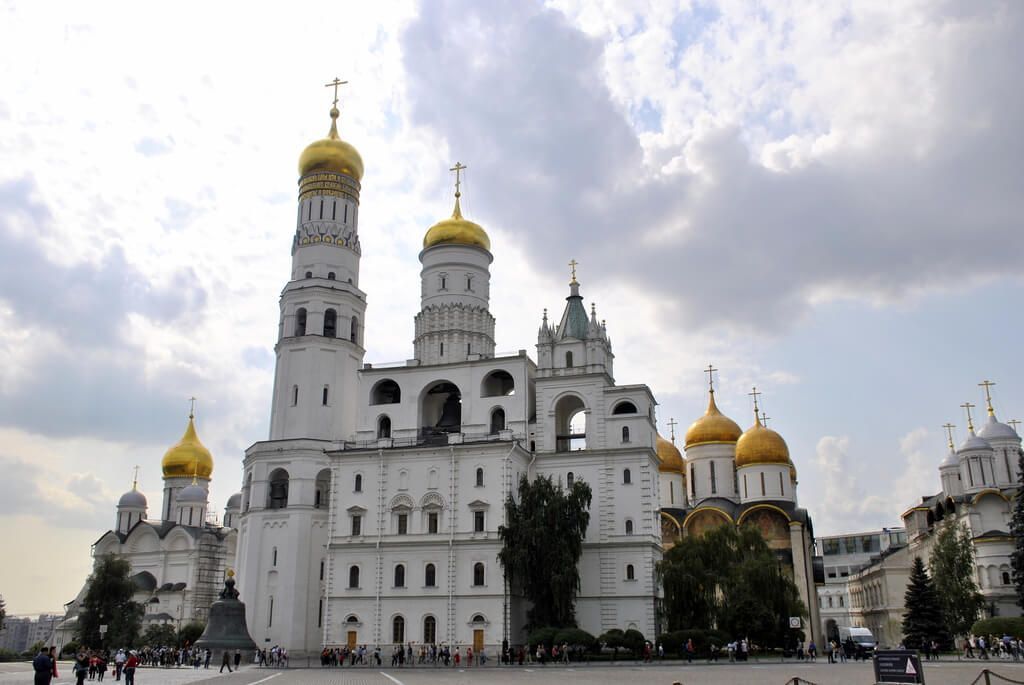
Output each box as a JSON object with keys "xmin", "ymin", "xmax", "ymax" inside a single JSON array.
[{"xmin": 269, "ymin": 79, "xmax": 367, "ymax": 441}]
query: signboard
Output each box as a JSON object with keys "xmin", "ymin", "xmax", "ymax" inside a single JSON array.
[
  {"xmin": 788, "ymin": 617, "xmax": 801, "ymax": 629},
  {"xmin": 873, "ymin": 650, "xmax": 924, "ymax": 684},
  {"xmin": 99, "ymin": 625, "xmax": 108, "ymax": 635}
]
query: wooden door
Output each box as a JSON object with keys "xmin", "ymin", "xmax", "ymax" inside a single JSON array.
[
  {"xmin": 347, "ymin": 631, "xmax": 357, "ymax": 649},
  {"xmin": 473, "ymin": 629, "xmax": 484, "ymax": 653}
]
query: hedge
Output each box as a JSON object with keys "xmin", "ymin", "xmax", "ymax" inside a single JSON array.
[{"xmin": 971, "ymin": 617, "xmax": 1024, "ymax": 637}]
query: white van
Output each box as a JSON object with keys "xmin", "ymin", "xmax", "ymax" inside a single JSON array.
[{"xmin": 838, "ymin": 626, "xmax": 877, "ymax": 658}]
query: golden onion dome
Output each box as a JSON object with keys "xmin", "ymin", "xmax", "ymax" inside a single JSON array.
[
  {"xmin": 423, "ymin": 194, "xmax": 490, "ymax": 250},
  {"xmin": 161, "ymin": 415, "xmax": 214, "ymax": 479},
  {"xmin": 656, "ymin": 434, "xmax": 685, "ymax": 473},
  {"xmin": 685, "ymin": 390, "xmax": 742, "ymax": 448},
  {"xmin": 735, "ymin": 418, "xmax": 790, "ymax": 467},
  {"xmin": 298, "ymin": 106, "xmax": 364, "ymax": 180}
]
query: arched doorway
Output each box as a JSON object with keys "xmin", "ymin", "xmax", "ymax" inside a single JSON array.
[{"xmin": 554, "ymin": 395, "xmax": 586, "ymax": 452}]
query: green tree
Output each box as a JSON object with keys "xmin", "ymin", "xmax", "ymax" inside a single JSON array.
[
  {"xmin": 657, "ymin": 524, "xmax": 805, "ymax": 647},
  {"xmin": 1010, "ymin": 449, "xmax": 1024, "ymax": 610},
  {"xmin": 902, "ymin": 556, "xmax": 949, "ymax": 650},
  {"xmin": 140, "ymin": 624, "xmax": 177, "ymax": 647},
  {"xmin": 929, "ymin": 521, "xmax": 984, "ymax": 638},
  {"xmin": 177, "ymin": 622, "xmax": 206, "ymax": 647},
  {"xmin": 77, "ymin": 555, "xmax": 143, "ymax": 649},
  {"xmin": 498, "ymin": 475, "xmax": 592, "ymax": 630}
]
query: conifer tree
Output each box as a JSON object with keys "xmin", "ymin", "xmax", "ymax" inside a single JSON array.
[
  {"xmin": 902, "ymin": 556, "xmax": 949, "ymax": 650},
  {"xmin": 930, "ymin": 522, "xmax": 984, "ymax": 639},
  {"xmin": 1011, "ymin": 449, "xmax": 1024, "ymax": 610}
]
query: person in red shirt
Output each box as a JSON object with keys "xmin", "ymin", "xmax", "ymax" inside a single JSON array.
[{"xmin": 123, "ymin": 653, "xmax": 138, "ymax": 685}]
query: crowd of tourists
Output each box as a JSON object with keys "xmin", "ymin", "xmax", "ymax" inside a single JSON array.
[
  {"xmin": 957, "ymin": 634, "xmax": 1024, "ymax": 660},
  {"xmin": 318, "ymin": 643, "xmax": 492, "ymax": 667}
]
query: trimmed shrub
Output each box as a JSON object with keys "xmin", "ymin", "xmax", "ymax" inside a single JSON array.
[
  {"xmin": 971, "ymin": 617, "xmax": 1024, "ymax": 637},
  {"xmin": 622, "ymin": 628, "xmax": 646, "ymax": 656},
  {"xmin": 527, "ymin": 626, "xmax": 559, "ymax": 649},
  {"xmin": 553, "ymin": 628, "xmax": 596, "ymax": 651}
]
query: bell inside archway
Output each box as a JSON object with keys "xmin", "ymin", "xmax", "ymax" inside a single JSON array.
[{"xmin": 436, "ymin": 393, "xmax": 462, "ymax": 431}]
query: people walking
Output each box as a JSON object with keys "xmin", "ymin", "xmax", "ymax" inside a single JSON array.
[
  {"xmin": 122, "ymin": 652, "xmax": 137, "ymax": 685},
  {"xmin": 33, "ymin": 647, "xmax": 54, "ymax": 685},
  {"xmin": 220, "ymin": 651, "xmax": 233, "ymax": 673}
]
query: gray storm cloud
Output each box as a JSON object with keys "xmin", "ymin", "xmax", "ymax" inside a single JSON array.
[{"xmin": 400, "ymin": 0, "xmax": 1024, "ymax": 333}]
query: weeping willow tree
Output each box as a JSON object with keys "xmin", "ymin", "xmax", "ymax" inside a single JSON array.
[
  {"xmin": 498, "ymin": 474, "xmax": 592, "ymax": 630},
  {"xmin": 658, "ymin": 524, "xmax": 805, "ymax": 646}
]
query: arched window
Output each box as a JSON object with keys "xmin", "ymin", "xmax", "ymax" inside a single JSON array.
[
  {"xmin": 324, "ymin": 309, "xmax": 337, "ymax": 338},
  {"xmin": 612, "ymin": 401, "xmax": 637, "ymax": 415},
  {"xmin": 622, "ymin": 426, "xmax": 630, "ymax": 443},
  {"xmin": 710, "ymin": 461, "xmax": 717, "ymax": 494},
  {"xmin": 1003, "ymin": 571, "xmax": 1012, "ymax": 585},
  {"xmin": 322, "ymin": 386, "xmax": 329, "ymax": 406},
  {"xmin": 625, "ymin": 519, "xmax": 634, "ymax": 535},
  {"xmin": 295, "ymin": 308, "xmax": 307, "ymax": 336},
  {"xmin": 473, "ymin": 562, "xmax": 485, "ymax": 586},
  {"xmin": 349, "ymin": 566, "xmax": 359, "ymax": 588},
  {"xmin": 370, "ymin": 379, "xmax": 401, "ymax": 405},
  {"xmin": 425, "ymin": 563, "xmax": 436, "ymax": 587},
  {"xmin": 392, "ymin": 616, "xmax": 405, "ymax": 643},
  {"xmin": 243, "ymin": 472, "xmax": 253, "ymax": 512},
  {"xmin": 423, "ymin": 616, "xmax": 436, "ymax": 644},
  {"xmin": 565, "ymin": 351, "xmax": 573, "ymax": 368},
  {"xmin": 354, "ymin": 474, "xmax": 363, "ymax": 492},
  {"xmin": 291, "ymin": 385, "xmax": 299, "ymax": 406},
  {"xmin": 378, "ymin": 416, "xmax": 392, "ymax": 439},
  {"xmin": 267, "ymin": 469, "xmax": 289, "ymax": 509},
  {"xmin": 623, "ymin": 468, "xmax": 632, "ymax": 485},
  {"xmin": 305, "ymin": 271, "xmax": 312, "ymax": 279},
  {"xmin": 394, "ymin": 564, "xmax": 405, "ymax": 588},
  {"xmin": 350, "ymin": 316, "xmax": 358, "ymax": 343},
  {"xmin": 315, "ymin": 469, "xmax": 330, "ymax": 510},
  {"xmin": 327, "ymin": 272, "xmax": 336, "ymax": 280},
  {"xmin": 839, "ymin": 596, "xmax": 845, "ymax": 607},
  {"xmin": 626, "ymin": 564, "xmax": 635, "ymax": 581},
  {"xmin": 475, "ymin": 467, "xmax": 484, "ymax": 487},
  {"xmin": 567, "ymin": 472, "xmax": 574, "ymax": 487},
  {"xmin": 272, "ymin": 547, "xmax": 278, "ymax": 566},
  {"xmin": 554, "ymin": 394, "xmax": 586, "ymax": 452},
  {"xmin": 490, "ymin": 408, "xmax": 506, "ymax": 434}
]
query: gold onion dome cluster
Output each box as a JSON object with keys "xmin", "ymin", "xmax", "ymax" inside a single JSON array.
[
  {"xmin": 685, "ymin": 390, "xmax": 742, "ymax": 448},
  {"xmin": 161, "ymin": 416, "xmax": 214, "ymax": 479},
  {"xmin": 656, "ymin": 434, "xmax": 685, "ymax": 473},
  {"xmin": 735, "ymin": 418, "xmax": 791, "ymax": 467},
  {"xmin": 298, "ymin": 106, "xmax": 364, "ymax": 180},
  {"xmin": 423, "ymin": 194, "xmax": 491, "ymax": 250}
]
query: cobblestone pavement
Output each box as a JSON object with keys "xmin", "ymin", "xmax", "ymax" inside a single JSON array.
[{"xmin": 4, "ymin": 659, "xmax": 1024, "ymax": 685}]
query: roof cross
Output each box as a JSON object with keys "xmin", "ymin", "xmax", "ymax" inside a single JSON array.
[
  {"xmin": 704, "ymin": 364, "xmax": 718, "ymax": 392},
  {"xmin": 667, "ymin": 418, "xmax": 678, "ymax": 443},
  {"xmin": 449, "ymin": 161, "xmax": 467, "ymax": 197},
  {"xmin": 569, "ymin": 259, "xmax": 579, "ymax": 285},
  {"xmin": 1009, "ymin": 419, "xmax": 1021, "ymax": 434},
  {"xmin": 189, "ymin": 396, "xmax": 197, "ymax": 420},
  {"xmin": 748, "ymin": 386, "xmax": 762, "ymax": 421},
  {"xmin": 979, "ymin": 380, "xmax": 997, "ymax": 415},
  {"xmin": 761, "ymin": 411, "xmax": 770, "ymax": 427},
  {"xmin": 132, "ymin": 465, "xmax": 140, "ymax": 490},
  {"xmin": 325, "ymin": 77, "xmax": 348, "ymax": 107},
  {"xmin": 961, "ymin": 402, "xmax": 976, "ymax": 432},
  {"xmin": 942, "ymin": 423, "xmax": 956, "ymax": 449}
]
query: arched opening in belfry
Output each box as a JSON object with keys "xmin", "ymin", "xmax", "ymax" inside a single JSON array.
[
  {"xmin": 323, "ymin": 309, "xmax": 337, "ymax": 338},
  {"xmin": 350, "ymin": 316, "xmax": 359, "ymax": 343},
  {"xmin": 267, "ymin": 469, "xmax": 290, "ymax": 509},
  {"xmin": 377, "ymin": 415, "xmax": 392, "ymax": 439},
  {"xmin": 481, "ymin": 370, "xmax": 515, "ymax": 397},
  {"xmin": 315, "ymin": 468, "xmax": 331, "ymax": 510},
  {"xmin": 421, "ymin": 381, "xmax": 462, "ymax": 443},
  {"xmin": 295, "ymin": 308, "xmax": 307, "ymax": 337},
  {"xmin": 554, "ymin": 394, "xmax": 587, "ymax": 452},
  {"xmin": 370, "ymin": 379, "xmax": 401, "ymax": 405},
  {"xmin": 490, "ymin": 408, "xmax": 506, "ymax": 435}
]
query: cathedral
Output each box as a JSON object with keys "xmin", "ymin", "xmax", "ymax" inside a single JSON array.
[
  {"xmin": 230, "ymin": 97, "xmax": 822, "ymax": 655},
  {"xmin": 78, "ymin": 412, "xmax": 240, "ymax": 630}
]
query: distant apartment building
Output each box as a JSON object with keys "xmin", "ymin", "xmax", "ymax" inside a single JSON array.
[
  {"xmin": 816, "ymin": 528, "xmax": 907, "ymax": 642},
  {"xmin": 0, "ymin": 615, "xmax": 63, "ymax": 654}
]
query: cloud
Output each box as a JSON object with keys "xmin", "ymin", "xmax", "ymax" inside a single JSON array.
[{"xmin": 401, "ymin": 0, "xmax": 1024, "ymax": 334}]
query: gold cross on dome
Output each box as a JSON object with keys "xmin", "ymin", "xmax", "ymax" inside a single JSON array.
[
  {"xmin": 748, "ymin": 386, "xmax": 762, "ymax": 419},
  {"xmin": 189, "ymin": 396, "xmax": 197, "ymax": 419},
  {"xmin": 961, "ymin": 402, "xmax": 976, "ymax": 431},
  {"xmin": 449, "ymin": 162, "xmax": 467, "ymax": 197},
  {"xmin": 325, "ymin": 77, "xmax": 348, "ymax": 107},
  {"xmin": 667, "ymin": 418, "xmax": 678, "ymax": 443},
  {"xmin": 1009, "ymin": 419, "xmax": 1022, "ymax": 434},
  {"xmin": 569, "ymin": 259, "xmax": 578, "ymax": 285},
  {"xmin": 942, "ymin": 423, "xmax": 956, "ymax": 449},
  {"xmin": 978, "ymin": 379, "xmax": 996, "ymax": 415},
  {"xmin": 132, "ymin": 465, "xmax": 140, "ymax": 490},
  {"xmin": 704, "ymin": 364, "xmax": 718, "ymax": 392},
  {"xmin": 761, "ymin": 411, "xmax": 770, "ymax": 427}
]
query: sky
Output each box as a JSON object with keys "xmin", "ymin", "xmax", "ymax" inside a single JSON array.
[{"xmin": 0, "ymin": 0, "xmax": 1021, "ymax": 615}]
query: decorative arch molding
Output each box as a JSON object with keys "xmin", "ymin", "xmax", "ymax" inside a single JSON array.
[
  {"xmin": 262, "ymin": 520, "xmax": 290, "ymax": 530},
  {"xmin": 547, "ymin": 390, "xmax": 588, "ymax": 414},
  {"xmin": 420, "ymin": 492, "xmax": 446, "ymax": 509},
  {"xmin": 682, "ymin": 506, "xmax": 733, "ymax": 537},
  {"xmin": 737, "ymin": 503, "xmax": 793, "ymax": 526},
  {"xmin": 389, "ymin": 493, "xmax": 415, "ymax": 510},
  {"xmin": 126, "ymin": 528, "xmax": 161, "ymax": 554},
  {"xmin": 660, "ymin": 511, "xmax": 683, "ymax": 534},
  {"xmin": 971, "ymin": 488, "xmax": 1010, "ymax": 505}
]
